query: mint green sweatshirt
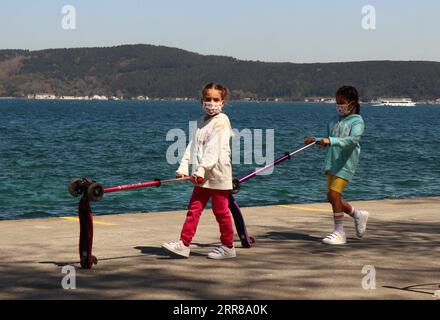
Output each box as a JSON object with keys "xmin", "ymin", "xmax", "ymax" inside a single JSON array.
[{"xmin": 318, "ymin": 114, "xmax": 365, "ymax": 182}]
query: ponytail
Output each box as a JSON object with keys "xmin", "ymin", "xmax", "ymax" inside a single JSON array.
[{"xmin": 354, "ymin": 102, "xmax": 361, "ymax": 115}]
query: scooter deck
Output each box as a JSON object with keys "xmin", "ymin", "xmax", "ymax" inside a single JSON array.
[
  {"xmin": 78, "ymin": 196, "xmax": 97, "ymax": 269},
  {"xmin": 228, "ymin": 194, "xmax": 255, "ymax": 248}
]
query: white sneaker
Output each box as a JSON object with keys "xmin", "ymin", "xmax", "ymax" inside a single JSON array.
[
  {"xmin": 322, "ymin": 231, "xmax": 347, "ymax": 245},
  {"xmin": 162, "ymin": 240, "xmax": 190, "ymax": 258},
  {"xmin": 207, "ymin": 245, "xmax": 236, "ymax": 260},
  {"xmin": 354, "ymin": 211, "xmax": 369, "ymax": 238}
]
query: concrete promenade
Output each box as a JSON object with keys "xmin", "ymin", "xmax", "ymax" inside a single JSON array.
[{"xmin": 0, "ymin": 197, "xmax": 439, "ymax": 300}]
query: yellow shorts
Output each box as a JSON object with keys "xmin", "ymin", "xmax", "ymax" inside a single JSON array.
[{"xmin": 326, "ymin": 174, "xmax": 349, "ymax": 194}]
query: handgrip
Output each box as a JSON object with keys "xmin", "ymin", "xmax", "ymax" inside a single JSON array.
[{"xmin": 196, "ymin": 177, "xmax": 204, "ymax": 184}]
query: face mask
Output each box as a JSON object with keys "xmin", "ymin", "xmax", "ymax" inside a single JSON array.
[
  {"xmin": 336, "ymin": 103, "xmax": 353, "ymax": 116},
  {"xmin": 203, "ymin": 101, "xmax": 223, "ymax": 116}
]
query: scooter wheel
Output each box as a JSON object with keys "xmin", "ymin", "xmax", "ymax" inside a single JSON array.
[
  {"xmin": 68, "ymin": 178, "xmax": 84, "ymax": 197},
  {"xmin": 87, "ymin": 182, "xmax": 104, "ymax": 202}
]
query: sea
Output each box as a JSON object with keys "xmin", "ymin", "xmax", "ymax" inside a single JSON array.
[{"xmin": 1, "ymin": 99, "xmax": 439, "ymax": 220}]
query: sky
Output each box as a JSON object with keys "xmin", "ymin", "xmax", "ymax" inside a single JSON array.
[{"xmin": 0, "ymin": 0, "xmax": 439, "ymax": 63}]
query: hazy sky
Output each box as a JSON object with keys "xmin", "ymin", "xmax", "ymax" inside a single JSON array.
[{"xmin": 1, "ymin": 0, "xmax": 439, "ymax": 63}]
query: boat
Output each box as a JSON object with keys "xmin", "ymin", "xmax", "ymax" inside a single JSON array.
[{"xmin": 373, "ymin": 98, "xmax": 416, "ymax": 107}]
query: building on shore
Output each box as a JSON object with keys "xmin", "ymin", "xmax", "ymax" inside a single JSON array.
[
  {"xmin": 134, "ymin": 96, "xmax": 150, "ymax": 101},
  {"xmin": 59, "ymin": 96, "xmax": 90, "ymax": 100},
  {"xmin": 304, "ymin": 96, "xmax": 336, "ymax": 103},
  {"xmin": 28, "ymin": 94, "xmax": 111, "ymax": 100},
  {"xmin": 34, "ymin": 93, "xmax": 57, "ymax": 100},
  {"xmin": 373, "ymin": 98, "xmax": 417, "ymax": 107},
  {"xmin": 91, "ymin": 95, "xmax": 109, "ymax": 100}
]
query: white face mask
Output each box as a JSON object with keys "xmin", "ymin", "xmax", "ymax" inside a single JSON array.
[
  {"xmin": 203, "ymin": 101, "xmax": 223, "ymax": 116},
  {"xmin": 336, "ymin": 103, "xmax": 353, "ymax": 116}
]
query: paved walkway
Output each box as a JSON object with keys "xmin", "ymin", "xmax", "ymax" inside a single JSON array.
[{"xmin": 1, "ymin": 197, "xmax": 439, "ymax": 299}]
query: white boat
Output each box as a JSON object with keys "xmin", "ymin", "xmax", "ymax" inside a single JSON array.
[{"xmin": 373, "ymin": 98, "xmax": 416, "ymax": 107}]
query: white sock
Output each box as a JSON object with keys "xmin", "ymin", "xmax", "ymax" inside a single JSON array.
[
  {"xmin": 334, "ymin": 212, "xmax": 345, "ymax": 233},
  {"xmin": 349, "ymin": 207, "xmax": 361, "ymax": 219}
]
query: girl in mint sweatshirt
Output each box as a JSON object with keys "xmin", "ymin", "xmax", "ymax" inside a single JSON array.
[{"xmin": 305, "ymin": 86, "xmax": 369, "ymax": 245}]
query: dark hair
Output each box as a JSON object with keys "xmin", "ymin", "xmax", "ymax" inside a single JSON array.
[
  {"xmin": 336, "ymin": 85, "xmax": 360, "ymax": 114},
  {"xmin": 202, "ymin": 83, "xmax": 229, "ymax": 101}
]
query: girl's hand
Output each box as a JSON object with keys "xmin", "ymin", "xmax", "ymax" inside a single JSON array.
[
  {"xmin": 176, "ymin": 172, "xmax": 188, "ymax": 179},
  {"xmin": 318, "ymin": 138, "xmax": 330, "ymax": 147},
  {"xmin": 304, "ymin": 136, "xmax": 316, "ymax": 145},
  {"xmin": 191, "ymin": 174, "xmax": 202, "ymax": 185}
]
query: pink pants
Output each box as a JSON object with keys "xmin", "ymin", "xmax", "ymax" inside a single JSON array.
[{"xmin": 180, "ymin": 186, "xmax": 234, "ymax": 248}]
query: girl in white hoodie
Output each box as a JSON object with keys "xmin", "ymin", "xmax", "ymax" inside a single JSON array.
[{"xmin": 162, "ymin": 83, "xmax": 236, "ymax": 259}]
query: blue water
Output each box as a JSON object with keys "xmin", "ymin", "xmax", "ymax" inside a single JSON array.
[{"xmin": 1, "ymin": 99, "xmax": 439, "ymax": 220}]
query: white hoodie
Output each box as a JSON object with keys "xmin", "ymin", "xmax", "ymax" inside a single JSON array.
[{"xmin": 177, "ymin": 113, "xmax": 233, "ymax": 190}]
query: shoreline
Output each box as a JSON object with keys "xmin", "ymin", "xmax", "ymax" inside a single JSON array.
[
  {"xmin": 2, "ymin": 194, "xmax": 440, "ymax": 223},
  {"xmin": 2, "ymin": 97, "xmax": 440, "ymax": 105}
]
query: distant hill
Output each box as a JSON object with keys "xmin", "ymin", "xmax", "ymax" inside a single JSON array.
[{"xmin": 1, "ymin": 44, "xmax": 439, "ymax": 100}]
